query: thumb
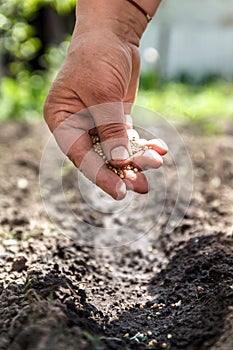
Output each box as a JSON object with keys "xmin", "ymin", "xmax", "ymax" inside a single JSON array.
[{"xmin": 89, "ymin": 102, "xmax": 131, "ymax": 163}]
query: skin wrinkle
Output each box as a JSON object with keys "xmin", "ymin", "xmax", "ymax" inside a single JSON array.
[
  {"xmin": 75, "ymin": 0, "xmax": 147, "ymax": 44},
  {"xmin": 101, "ymin": 58, "xmax": 130, "ymax": 101},
  {"xmin": 43, "ymin": 0, "xmax": 167, "ymax": 198}
]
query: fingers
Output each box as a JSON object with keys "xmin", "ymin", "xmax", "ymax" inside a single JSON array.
[
  {"xmin": 123, "ymin": 170, "xmax": 149, "ymax": 194},
  {"xmin": 137, "ymin": 138, "xmax": 168, "ymax": 155},
  {"xmin": 88, "ymin": 103, "xmax": 131, "ymax": 164},
  {"xmin": 131, "ymin": 149, "xmax": 164, "ymax": 170},
  {"xmin": 67, "ymin": 133, "xmax": 127, "ymax": 200}
]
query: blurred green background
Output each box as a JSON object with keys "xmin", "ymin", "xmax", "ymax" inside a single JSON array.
[{"xmin": 0, "ymin": 0, "xmax": 232, "ymax": 133}]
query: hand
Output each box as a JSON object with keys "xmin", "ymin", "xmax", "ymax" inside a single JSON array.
[{"xmin": 44, "ymin": 0, "xmax": 167, "ymax": 200}]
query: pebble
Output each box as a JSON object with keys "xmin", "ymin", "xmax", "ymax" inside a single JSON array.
[
  {"xmin": 17, "ymin": 178, "xmax": 28, "ymax": 190},
  {"xmin": 11, "ymin": 256, "xmax": 27, "ymax": 272},
  {"xmin": 0, "ymin": 252, "xmax": 14, "ymax": 259}
]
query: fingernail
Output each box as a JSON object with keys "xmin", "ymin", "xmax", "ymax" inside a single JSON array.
[
  {"xmin": 116, "ymin": 181, "xmax": 127, "ymax": 200},
  {"xmin": 111, "ymin": 146, "xmax": 130, "ymax": 161}
]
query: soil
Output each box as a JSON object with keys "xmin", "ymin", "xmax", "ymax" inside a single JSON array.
[{"xmin": 0, "ymin": 121, "xmax": 233, "ymax": 350}]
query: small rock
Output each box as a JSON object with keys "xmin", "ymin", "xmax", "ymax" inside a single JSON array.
[
  {"xmin": 11, "ymin": 256, "xmax": 27, "ymax": 272},
  {"xmin": 17, "ymin": 178, "xmax": 28, "ymax": 190},
  {"xmin": 0, "ymin": 252, "xmax": 14, "ymax": 259}
]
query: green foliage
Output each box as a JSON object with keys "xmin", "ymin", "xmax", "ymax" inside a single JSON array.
[
  {"xmin": 0, "ymin": 0, "xmax": 75, "ymax": 60},
  {"xmin": 0, "ymin": 0, "xmax": 232, "ymax": 133},
  {"xmin": 0, "ymin": 0, "xmax": 74, "ymax": 120},
  {"xmin": 137, "ymin": 78, "xmax": 233, "ymax": 133},
  {"xmin": 0, "ymin": 38, "xmax": 70, "ymax": 120}
]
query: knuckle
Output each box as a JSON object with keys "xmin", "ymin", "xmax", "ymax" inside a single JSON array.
[{"xmin": 98, "ymin": 123, "xmax": 127, "ymax": 141}]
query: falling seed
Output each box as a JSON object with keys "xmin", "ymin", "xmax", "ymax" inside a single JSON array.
[
  {"xmin": 167, "ymin": 334, "xmax": 172, "ymax": 339},
  {"xmin": 161, "ymin": 343, "xmax": 168, "ymax": 348}
]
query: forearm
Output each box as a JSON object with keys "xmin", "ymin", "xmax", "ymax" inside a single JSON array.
[{"xmin": 75, "ymin": 0, "xmax": 162, "ymax": 46}]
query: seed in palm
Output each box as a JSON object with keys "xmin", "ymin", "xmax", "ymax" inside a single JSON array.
[{"xmin": 91, "ymin": 135, "xmax": 152, "ymax": 179}]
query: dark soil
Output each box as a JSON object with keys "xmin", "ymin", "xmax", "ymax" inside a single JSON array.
[{"xmin": 0, "ymin": 122, "xmax": 233, "ymax": 350}]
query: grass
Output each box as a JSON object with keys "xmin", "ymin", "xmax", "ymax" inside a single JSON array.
[{"xmin": 136, "ymin": 78, "xmax": 233, "ymax": 134}]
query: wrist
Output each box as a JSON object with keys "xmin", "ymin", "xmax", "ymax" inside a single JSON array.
[
  {"xmin": 131, "ymin": 0, "xmax": 162, "ymax": 18},
  {"xmin": 75, "ymin": 0, "xmax": 149, "ymax": 46}
]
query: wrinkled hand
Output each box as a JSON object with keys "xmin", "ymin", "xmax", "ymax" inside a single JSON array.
[{"xmin": 44, "ymin": 12, "xmax": 167, "ymax": 200}]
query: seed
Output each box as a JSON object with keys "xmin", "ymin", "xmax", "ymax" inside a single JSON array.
[
  {"xmin": 114, "ymin": 316, "xmax": 119, "ymax": 321},
  {"xmin": 147, "ymin": 316, "xmax": 151, "ymax": 320},
  {"xmin": 147, "ymin": 331, "xmax": 152, "ymax": 336},
  {"xmin": 161, "ymin": 343, "xmax": 168, "ymax": 348},
  {"xmin": 167, "ymin": 334, "xmax": 172, "ymax": 339},
  {"xmin": 155, "ymin": 312, "xmax": 161, "ymax": 316},
  {"xmin": 124, "ymin": 333, "xmax": 129, "ymax": 338},
  {"xmin": 197, "ymin": 286, "xmax": 203, "ymax": 292},
  {"xmin": 91, "ymin": 135, "xmax": 143, "ymax": 177},
  {"xmin": 148, "ymin": 339, "xmax": 158, "ymax": 346}
]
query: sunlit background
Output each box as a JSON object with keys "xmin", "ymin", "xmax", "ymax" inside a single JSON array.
[{"xmin": 0, "ymin": 0, "xmax": 233, "ymax": 133}]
